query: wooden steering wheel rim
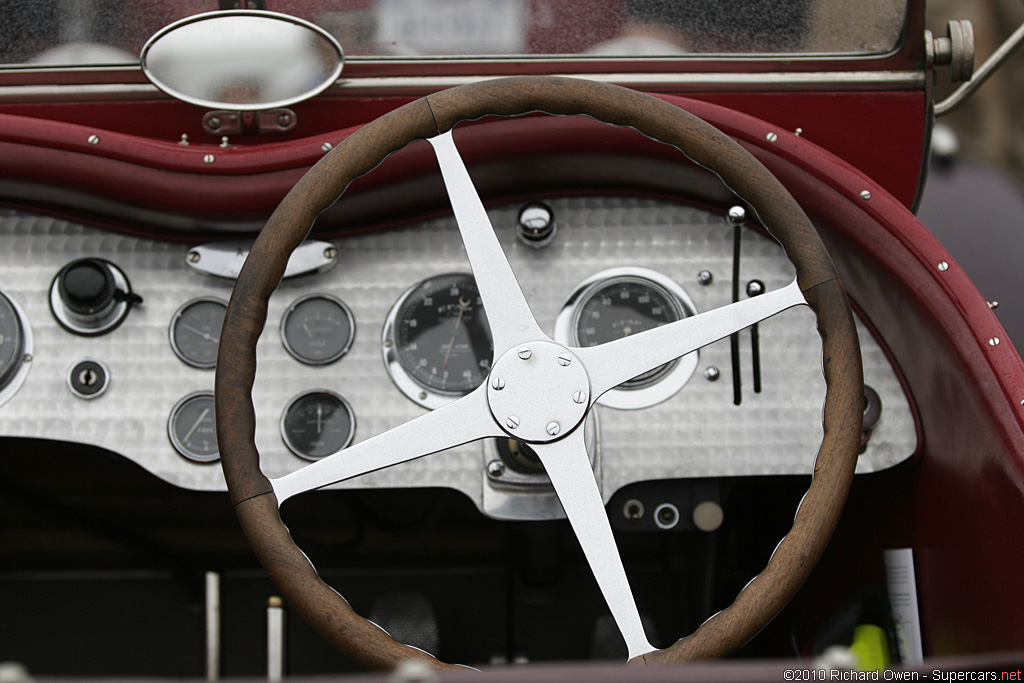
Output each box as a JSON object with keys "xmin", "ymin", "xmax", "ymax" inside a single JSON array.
[{"xmin": 215, "ymin": 76, "xmax": 864, "ymax": 670}]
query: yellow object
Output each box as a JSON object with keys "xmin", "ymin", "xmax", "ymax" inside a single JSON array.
[{"xmin": 850, "ymin": 623, "xmax": 892, "ymax": 671}]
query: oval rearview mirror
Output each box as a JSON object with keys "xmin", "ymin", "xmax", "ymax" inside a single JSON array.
[{"xmin": 141, "ymin": 10, "xmax": 344, "ymax": 111}]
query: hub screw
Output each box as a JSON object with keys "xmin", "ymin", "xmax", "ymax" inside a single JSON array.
[
  {"xmin": 557, "ymin": 354, "xmax": 572, "ymax": 367},
  {"xmin": 491, "ymin": 376, "xmax": 505, "ymax": 391},
  {"xmin": 506, "ymin": 416, "xmax": 520, "ymax": 430},
  {"xmin": 487, "ymin": 460, "xmax": 505, "ymax": 477},
  {"xmin": 518, "ymin": 347, "xmax": 532, "ymax": 360},
  {"xmin": 546, "ymin": 421, "xmax": 561, "ymax": 436}
]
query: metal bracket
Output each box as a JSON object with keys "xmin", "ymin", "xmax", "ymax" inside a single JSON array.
[
  {"xmin": 201, "ymin": 108, "xmax": 297, "ymax": 136},
  {"xmin": 935, "ymin": 17, "xmax": 1024, "ymax": 116},
  {"xmin": 927, "ymin": 20, "xmax": 975, "ymax": 84}
]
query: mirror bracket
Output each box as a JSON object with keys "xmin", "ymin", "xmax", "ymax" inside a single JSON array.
[{"xmin": 202, "ymin": 108, "xmax": 297, "ymax": 136}]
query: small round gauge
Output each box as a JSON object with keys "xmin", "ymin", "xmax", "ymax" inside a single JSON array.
[
  {"xmin": 170, "ymin": 297, "xmax": 227, "ymax": 369},
  {"xmin": 280, "ymin": 390, "xmax": 356, "ymax": 461},
  {"xmin": 0, "ymin": 291, "xmax": 25, "ymax": 390},
  {"xmin": 168, "ymin": 391, "xmax": 219, "ymax": 462},
  {"xmin": 574, "ymin": 277, "xmax": 683, "ymax": 388},
  {"xmin": 556, "ymin": 267, "xmax": 699, "ymax": 410},
  {"xmin": 383, "ymin": 273, "xmax": 493, "ymax": 408},
  {"xmin": 280, "ymin": 294, "xmax": 355, "ymax": 365}
]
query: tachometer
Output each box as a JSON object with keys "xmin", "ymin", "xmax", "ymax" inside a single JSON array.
[{"xmin": 383, "ymin": 273, "xmax": 492, "ymax": 409}]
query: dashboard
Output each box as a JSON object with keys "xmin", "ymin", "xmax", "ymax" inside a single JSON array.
[{"xmin": 0, "ymin": 195, "xmax": 916, "ymax": 523}]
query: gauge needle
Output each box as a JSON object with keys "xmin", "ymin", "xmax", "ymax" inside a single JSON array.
[
  {"xmin": 183, "ymin": 407, "xmax": 210, "ymax": 443},
  {"xmin": 316, "ymin": 403, "xmax": 322, "ymax": 434},
  {"xmin": 302, "ymin": 321, "xmax": 313, "ymax": 337},
  {"xmin": 441, "ymin": 297, "xmax": 471, "ymax": 371},
  {"xmin": 182, "ymin": 323, "xmax": 219, "ymax": 344}
]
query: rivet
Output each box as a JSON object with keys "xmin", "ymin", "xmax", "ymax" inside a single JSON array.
[
  {"xmin": 220, "ymin": 136, "xmax": 230, "ymax": 148},
  {"xmin": 573, "ymin": 390, "xmax": 586, "ymax": 404},
  {"xmin": 727, "ymin": 206, "xmax": 746, "ymax": 225},
  {"xmin": 705, "ymin": 366, "xmax": 720, "ymax": 381},
  {"xmin": 795, "ymin": 127, "xmax": 803, "ymax": 136},
  {"xmin": 178, "ymin": 134, "xmax": 190, "ymax": 146},
  {"xmin": 746, "ymin": 280, "xmax": 765, "ymax": 297},
  {"xmin": 187, "ymin": 250, "xmax": 201, "ymax": 263},
  {"xmin": 418, "ymin": 391, "xmax": 427, "ymax": 400},
  {"xmin": 23, "ymin": 353, "xmax": 32, "ymax": 363},
  {"xmin": 988, "ymin": 337, "xmax": 1000, "ymax": 347},
  {"xmin": 860, "ymin": 190, "xmax": 871, "ymax": 200},
  {"xmin": 491, "ymin": 376, "xmax": 505, "ymax": 391},
  {"xmin": 766, "ymin": 132, "xmax": 778, "ymax": 143},
  {"xmin": 487, "ymin": 460, "xmax": 505, "ymax": 477},
  {"xmin": 557, "ymin": 354, "xmax": 572, "ymax": 367},
  {"xmin": 323, "ymin": 246, "xmax": 337, "ymax": 259},
  {"xmin": 987, "ymin": 301, "xmax": 999, "ymax": 309},
  {"xmin": 697, "ymin": 270, "xmax": 713, "ymax": 285},
  {"xmin": 937, "ymin": 261, "xmax": 949, "ymax": 272},
  {"xmin": 546, "ymin": 421, "xmax": 561, "ymax": 436},
  {"xmin": 321, "ymin": 142, "xmax": 333, "ymax": 153},
  {"xmin": 506, "ymin": 416, "xmax": 520, "ymax": 430},
  {"xmin": 207, "ymin": 117, "xmax": 222, "ymax": 131},
  {"xmin": 204, "ymin": 154, "xmax": 215, "ymax": 164},
  {"xmin": 87, "ymin": 134, "xmax": 100, "ymax": 145},
  {"xmin": 518, "ymin": 347, "xmax": 532, "ymax": 360}
]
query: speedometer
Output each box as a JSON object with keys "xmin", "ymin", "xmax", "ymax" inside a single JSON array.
[
  {"xmin": 555, "ymin": 267, "xmax": 699, "ymax": 410},
  {"xmin": 383, "ymin": 273, "xmax": 493, "ymax": 409}
]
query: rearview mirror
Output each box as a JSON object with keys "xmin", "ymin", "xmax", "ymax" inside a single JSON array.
[{"xmin": 141, "ymin": 10, "xmax": 344, "ymax": 110}]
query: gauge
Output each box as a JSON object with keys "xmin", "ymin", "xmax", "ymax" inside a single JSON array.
[
  {"xmin": 555, "ymin": 267, "xmax": 699, "ymax": 410},
  {"xmin": 280, "ymin": 389, "xmax": 356, "ymax": 461},
  {"xmin": 280, "ymin": 294, "xmax": 355, "ymax": 365},
  {"xmin": 575, "ymin": 277, "xmax": 683, "ymax": 388},
  {"xmin": 383, "ymin": 273, "xmax": 493, "ymax": 409},
  {"xmin": 169, "ymin": 297, "xmax": 227, "ymax": 369},
  {"xmin": 168, "ymin": 391, "xmax": 219, "ymax": 462},
  {"xmin": 0, "ymin": 291, "xmax": 25, "ymax": 390}
]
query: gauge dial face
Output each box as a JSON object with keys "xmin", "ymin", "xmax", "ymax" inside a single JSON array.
[
  {"xmin": 0, "ymin": 291, "xmax": 25, "ymax": 389},
  {"xmin": 280, "ymin": 390, "xmax": 356, "ymax": 461},
  {"xmin": 574, "ymin": 276, "xmax": 683, "ymax": 388},
  {"xmin": 168, "ymin": 392, "xmax": 219, "ymax": 462},
  {"xmin": 389, "ymin": 273, "xmax": 493, "ymax": 398},
  {"xmin": 280, "ymin": 294, "xmax": 355, "ymax": 365},
  {"xmin": 170, "ymin": 297, "xmax": 227, "ymax": 369}
]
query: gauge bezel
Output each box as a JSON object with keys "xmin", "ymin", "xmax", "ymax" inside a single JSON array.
[
  {"xmin": 168, "ymin": 391, "xmax": 220, "ymax": 463},
  {"xmin": 555, "ymin": 267, "xmax": 699, "ymax": 410},
  {"xmin": 279, "ymin": 388, "xmax": 357, "ymax": 461},
  {"xmin": 279, "ymin": 293, "xmax": 356, "ymax": 366},
  {"xmin": 0, "ymin": 289, "xmax": 33, "ymax": 408},
  {"xmin": 382, "ymin": 272, "xmax": 492, "ymax": 410},
  {"xmin": 169, "ymin": 296, "xmax": 228, "ymax": 369}
]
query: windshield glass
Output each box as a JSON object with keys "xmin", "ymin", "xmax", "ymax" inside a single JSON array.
[{"xmin": 1, "ymin": 0, "xmax": 907, "ymax": 67}]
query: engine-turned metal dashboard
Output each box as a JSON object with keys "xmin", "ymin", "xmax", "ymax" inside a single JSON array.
[{"xmin": 0, "ymin": 196, "xmax": 916, "ymax": 522}]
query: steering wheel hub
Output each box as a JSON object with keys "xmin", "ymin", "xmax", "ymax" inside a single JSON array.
[{"xmin": 486, "ymin": 340, "xmax": 590, "ymax": 444}]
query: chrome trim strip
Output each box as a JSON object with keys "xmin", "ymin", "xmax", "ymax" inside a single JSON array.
[
  {"xmin": 335, "ymin": 70, "xmax": 925, "ymax": 92},
  {"xmin": 0, "ymin": 70, "xmax": 923, "ymax": 102}
]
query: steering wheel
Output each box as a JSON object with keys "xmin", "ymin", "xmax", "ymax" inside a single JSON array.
[{"xmin": 215, "ymin": 76, "xmax": 863, "ymax": 670}]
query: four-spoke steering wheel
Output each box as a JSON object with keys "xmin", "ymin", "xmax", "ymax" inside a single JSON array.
[{"xmin": 215, "ymin": 76, "xmax": 863, "ymax": 670}]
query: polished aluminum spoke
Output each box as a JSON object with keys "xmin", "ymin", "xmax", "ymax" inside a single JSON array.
[
  {"xmin": 427, "ymin": 131, "xmax": 546, "ymax": 352},
  {"xmin": 578, "ymin": 279, "xmax": 807, "ymax": 399},
  {"xmin": 272, "ymin": 386, "xmax": 498, "ymax": 503},
  {"xmin": 534, "ymin": 430, "xmax": 654, "ymax": 660}
]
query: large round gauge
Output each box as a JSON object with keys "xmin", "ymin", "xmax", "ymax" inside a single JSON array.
[
  {"xmin": 280, "ymin": 294, "xmax": 355, "ymax": 365},
  {"xmin": 168, "ymin": 391, "xmax": 219, "ymax": 463},
  {"xmin": 0, "ymin": 291, "xmax": 25, "ymax": 389},
  {"xmin": 383, "ymin": 273, "xmax": 493, "ymax": 409},
  {"xmin": 0, "ymin": 290, "xmax": 32, "ymax": 407},
  {"xmin": 280, "ymin": 389, "xmax": 356, "ymax": 461},
  {"xmin": 169, "ymin": 297, "xmax": 227, "ymax": 369},
  {"xmin": 555, "ymin": 267, "xmax": 699, "ymax": 410}
]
